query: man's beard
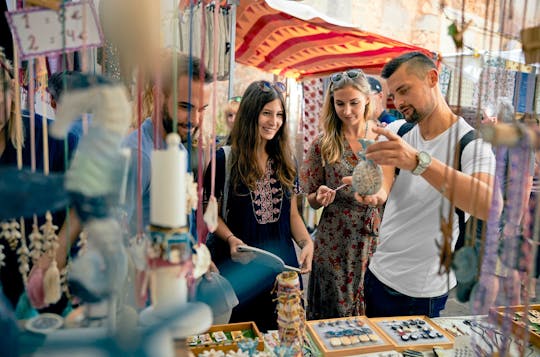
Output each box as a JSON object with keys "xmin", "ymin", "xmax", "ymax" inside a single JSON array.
[
  {"xmin": 403, "ymin": 107, "xmax": 423, "ymax": 125},
  {"xmin": 407, "ymin": 110, "xmax": 422, "ymax": 124},
  {"xmin": 161, "ymin": 104, "xmax": 192, "ymax": 141}
]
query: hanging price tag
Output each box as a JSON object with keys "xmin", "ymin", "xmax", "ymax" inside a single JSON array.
[{"xmin": 5, "ymin": 1, "xmax": 103, "ymax": 60}]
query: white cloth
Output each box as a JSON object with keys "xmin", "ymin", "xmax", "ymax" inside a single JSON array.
[{"xmin": 369, "ymin": 117, "xmax": 495, "ymax": 298}]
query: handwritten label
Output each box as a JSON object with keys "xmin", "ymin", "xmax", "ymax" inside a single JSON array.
[{"xmin": 5, "ymin": 1, "xmax": 103, "ymax": 60}]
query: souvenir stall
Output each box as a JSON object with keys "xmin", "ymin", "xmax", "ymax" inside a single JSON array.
[{"xmin": 2, "ymin": 0, "xmax": 540, "ymax": 356}]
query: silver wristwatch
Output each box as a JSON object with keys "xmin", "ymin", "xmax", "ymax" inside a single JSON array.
[{"xmin": 412, "ymin": 151, "xmax": 431, "ymax": 175}]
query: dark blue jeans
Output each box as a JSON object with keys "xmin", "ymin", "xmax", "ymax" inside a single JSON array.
[{"xmin": 364, "ymin": 268, "xmax": 448, "ymax": 318}]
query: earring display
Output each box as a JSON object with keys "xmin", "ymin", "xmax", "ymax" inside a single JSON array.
[
  {"xmin": 369, "ymin": 316, "xmax": 454, "ymax": 351},
  {"xmin": 187, "ymin": 322, "xmax": 264, "ymax": 356},
  {"xmin": 491, "ymin": 304, "xmax": 540, "ymax": 347},
  {"xmin": 306, "ymin": 316, "xmax": 394, "ymax": 356}
]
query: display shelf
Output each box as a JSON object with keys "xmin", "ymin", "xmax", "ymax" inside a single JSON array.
[
  {"xmin": 369, "ymin": 315, "xmax": 454, "ymax": 351},
  {"xmin": 490, "ymin": 304, "xmax": 540, "ymax": 347},
  {"xmin": 306, "ymin": 316, "xmax": 394, "ymax": 356},
  {"xmin": 182, "ymin": 321, "xmax": 264, "ymax": 355}
]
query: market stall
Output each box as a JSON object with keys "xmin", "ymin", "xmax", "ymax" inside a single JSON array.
[{"xmin": 2, "ymin": 1, "xmax": 540, "ymax": 357}]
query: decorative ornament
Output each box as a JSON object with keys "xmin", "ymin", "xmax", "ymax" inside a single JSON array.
[
  {"xmin": 198, "ymin": 349, "xmax": 225, "ymax": 357},
  {"xmin": 226, "ymin": 350, "xmax": 250, "ymax": 357},
  {"xmin": 76, "ymin": 230, "xmax": 88, "ymax": 257},
  {"xmin": 274, "ymin": 271, "xmax": 305, "ymax": 356},
  {"xmin": 17, "ymin": 240, "xmax": 30, "ymax": 285},
  {"xmin": 186, "ymin": 172, "xmax": 199, "ymax": 212},
  {"xmin": 203, "ymin": 195, "xmax": 218, "ymax": 233},
  {"xmin": 39, "ymin": 211, "xmax": 61, "ymax": 305},
  {"xmin": 236, "ymin": 339, "xmax": 258, "ymax": 357},
  {"xmin": 351, "ymin": 139, "xmax": 382, "ymax": 196},
  {"xmin": 27, "ymin": 266, "xmax": 45, "ymax": 308},
  {"xmin": 0, "ymin": 219, "xmax": 22, "ymax": 251},
  {"xmin": 28, "ymin": 221, "xmax": 43, "ymax": 264},
  {"xmin": 60, "ymin": 263, "xmax": 70, "ymax": 297},
  {"xmin": 192, "ymin": 243, "xmax": 211, "ymax": 279},
  {"xmin": 43, "ymin": 260, "xmax": 61, "ymax": 305}
]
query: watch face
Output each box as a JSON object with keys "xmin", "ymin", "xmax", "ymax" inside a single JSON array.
[{"xmin": 418, "ymin": 151, "xmax": 431, "ymax": 166}]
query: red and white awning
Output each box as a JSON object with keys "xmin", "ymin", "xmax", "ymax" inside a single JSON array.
[{"xmin": 235, "ymin": 0, "xmax": 433, "ymax": 79}]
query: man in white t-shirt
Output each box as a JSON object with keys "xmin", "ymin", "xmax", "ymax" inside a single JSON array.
[{"xmin": 347, "ymin": 51, "xmax": 497, "ymax": 317}]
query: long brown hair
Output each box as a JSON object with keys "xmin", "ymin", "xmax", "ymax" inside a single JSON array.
[{"xmin": 229, "ymin": 81, "xmax": 296, "ymax": 192}]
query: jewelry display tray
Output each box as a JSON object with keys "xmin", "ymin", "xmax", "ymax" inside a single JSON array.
[
  {"xmin": 369, "ymin": 315, "xmax": 454, "ymax": 351},
  {"xmin": 306, "ymin": 316, "xmax": 394, "ymax": 356},
  {"xmin": 490, "ymin": 304, "xmax": 540, "ymax": 347}
]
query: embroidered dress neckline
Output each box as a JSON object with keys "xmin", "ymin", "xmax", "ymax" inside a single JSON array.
[{"xmin": 250, "ymin": 158, "xmax": 283, "ymax": 224}]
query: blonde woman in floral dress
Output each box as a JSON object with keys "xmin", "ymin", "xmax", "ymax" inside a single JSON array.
[{"xmin": 301, "ymin": 69, "xmax": 381, "ymax": 319}]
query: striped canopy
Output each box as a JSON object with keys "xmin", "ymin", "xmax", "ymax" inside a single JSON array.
[{"xmin": 235, "ymin": 0, "xmax": 433, "ymax": 80}]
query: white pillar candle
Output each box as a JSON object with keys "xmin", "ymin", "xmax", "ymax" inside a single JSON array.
[
  {"xmin": 150, "ymin": 266, "xmax": 188, "ymax": 308},
  {"xmin": 151, "ymin": 133, "xmax": 187, "ymax": 228}
]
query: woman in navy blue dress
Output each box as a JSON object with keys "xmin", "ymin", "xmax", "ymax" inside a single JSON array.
[{"xmin": 203, "ymin": 80, "xmax": 313, "ymax": 331}]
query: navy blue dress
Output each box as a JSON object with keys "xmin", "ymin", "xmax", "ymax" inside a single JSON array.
[{"xmin": 203, "ymin": 148, "xmax": 299, "ymax": 331}]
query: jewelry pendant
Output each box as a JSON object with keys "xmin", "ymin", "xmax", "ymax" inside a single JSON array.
[
  {"xmin": 40, "ymin": 212, "xmax": 62, "ymax": 305},
  {"xmin": 0, "ymin": 219, "xmax": 22, "ymax": 251},
  {"xmin": 29, "ymin": 222, "xmax": 44, "ymax": 264}
]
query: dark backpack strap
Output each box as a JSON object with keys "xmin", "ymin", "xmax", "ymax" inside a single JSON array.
[
  {"xmin": 395, "ymin": 122, "xmax": 416, "ymax": 176},
  {"xmin": 454, "ymin": 129, "xmax": 476, "ymax": 251}
]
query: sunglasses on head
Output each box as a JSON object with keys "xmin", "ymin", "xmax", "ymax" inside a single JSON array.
[
  {"xmin": 258, "ymin": 80, "xmax": 286, "ymax": 93},
  {"xmin": 229, "ymin": 96, "xmax": 242, "ymax": 103},
  {"xmin": 329, "ymin": 69, "xmax": 363, "ymax": 84}
]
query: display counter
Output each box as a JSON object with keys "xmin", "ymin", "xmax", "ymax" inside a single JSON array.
[{"xmin": 18, "ymin": 311, "xmax": 540, "ymax": 356}]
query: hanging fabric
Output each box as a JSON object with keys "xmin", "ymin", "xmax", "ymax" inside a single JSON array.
[
  {"xmin": 178, "ymin": 2, "xmax": 231, "ymax": 80},
  {"xmin": 301, "ymin": 78, "xmax": 324, "ymax": 160}
]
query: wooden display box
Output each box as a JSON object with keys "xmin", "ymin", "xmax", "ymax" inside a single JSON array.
[
  {"xmin": 306, "ymin": 316, "xmax": 394, "ymax": 356},
  {"xmin": 490, "ymin": 304, "xmax": 540, "ymax": 347},
  {"xmin": 369, "ymin": 315, "xmax": 454, "ymax": 352},
  {"xmin": 183, "ymin": 321, "xmax": 264, "ymax": 355}
]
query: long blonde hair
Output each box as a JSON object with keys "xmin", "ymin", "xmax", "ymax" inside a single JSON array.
[
  {"xmin": 0, "ymin": 49, "xmax": 23, "ymax": 149},
  {"xmin": 319, "ymin": 69, "xmax": 373, "ymax": 165}
]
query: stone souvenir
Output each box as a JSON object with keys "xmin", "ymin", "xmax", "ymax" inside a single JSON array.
[{"xmin": 351, "ymin": 139, "xmax": 383, "ymax": 196}]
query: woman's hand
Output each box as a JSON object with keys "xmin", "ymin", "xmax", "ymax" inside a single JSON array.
[
  {"xmin": 342, "ymin": 176, "xmax": 387, "ymax": 207},
  {"xmin": 228, "ymin": 236, "xmax": 255, "ymax": 264},
  {"xmin": 298, "ymin": 239, "xmax": 314, "ymax": 274},
  {"xmin": 314, "ymin": 185, "xmax": 337, "ymax": 207}
]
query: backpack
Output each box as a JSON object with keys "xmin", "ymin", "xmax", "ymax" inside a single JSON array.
[
  {"xmin": 205, "ymin": 146, "xmax": 232, "ymax": 266},
  {"xmin": 396, "ymin": 122, "xmax": 480, "ymax": 251}
]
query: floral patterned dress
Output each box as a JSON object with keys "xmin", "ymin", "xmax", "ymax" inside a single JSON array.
[
  {"xmin": 301, "ymin": 135, "xmax": 380, "ymax": 319},
  {"xmin": 203, "ymin": 148, "xmax": 299, "ymax": 331}
]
